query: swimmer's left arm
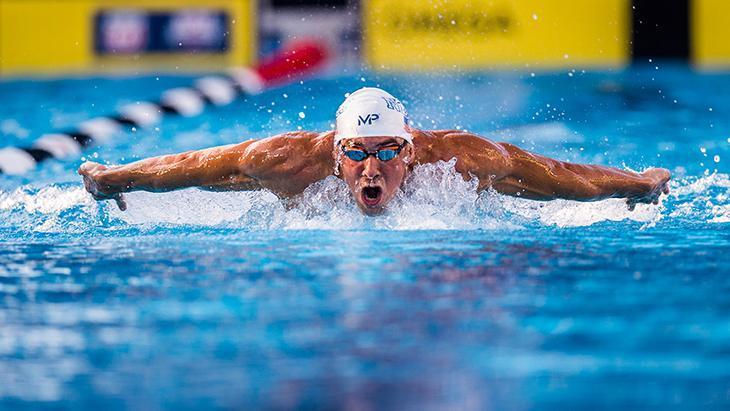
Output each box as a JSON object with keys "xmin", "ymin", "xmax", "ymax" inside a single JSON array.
[
  {"xmin": 450, "ymin": 133, "xmax": 670, "ymax": 208},
  {"xmin": 487, "ymin": 142, "xmax": 671, "ymax": 209}
]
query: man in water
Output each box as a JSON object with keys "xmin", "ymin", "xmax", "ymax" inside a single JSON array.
[{"xmin": 79, "ymin": 87, "xmax": 670, "ymax": 214}]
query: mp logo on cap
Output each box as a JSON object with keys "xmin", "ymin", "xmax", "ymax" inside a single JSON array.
[{"xmin": 357, "ymin": 113, "xmax": 380, "ymax": 126}]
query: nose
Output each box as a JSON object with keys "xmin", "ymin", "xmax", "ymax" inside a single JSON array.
[{"xmin": 362, "ymin": 156, "xmax": 381, "ymax": 180}]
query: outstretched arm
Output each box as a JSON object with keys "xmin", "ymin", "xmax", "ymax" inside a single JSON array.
[
  {"xmin": 491, "ymin": 142, "xmax": 670, "ymax": 209},
  {"xmin": 78, "ymin": 140, "xmax": 258, "ymax": 210},
  {"xmin": 450, "ymin": 133, "xmax": 670, "ymax": 209}
]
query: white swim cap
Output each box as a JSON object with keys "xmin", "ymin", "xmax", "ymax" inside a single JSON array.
[{"xmin": 335, "ymin": 87, "xmax": 412, "ymax": 144}]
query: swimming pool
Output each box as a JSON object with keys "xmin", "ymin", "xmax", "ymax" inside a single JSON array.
[{"xmin": 1, "ymin": 65, "xmax": 729, "ymax": 409}]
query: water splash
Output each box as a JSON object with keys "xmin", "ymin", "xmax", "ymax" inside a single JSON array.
[
  {"xmin": 495, "ymin": 194, "xmax": 663, "ymax": 228},
  {"xmin": 383, "ymin": 159, "xmax": 509, "ymax": 230},
  {"xmin": 0, "ymin": 185, "xmax": 98, "ymax": 233},
  {"xmin": 1, "ymin": 164, "xmax": 728, "ymax": 233},
  {"xmin": 668, "ymin": 173, "xmax": 730, "ymax": 223}
]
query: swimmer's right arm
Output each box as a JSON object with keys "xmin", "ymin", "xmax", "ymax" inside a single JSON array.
[{"xmin": 78, "ymin": 140, "xmax": 259, "ymax": 211}]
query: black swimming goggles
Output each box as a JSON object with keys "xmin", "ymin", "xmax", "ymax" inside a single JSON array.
[{"xmin": 341, "ymin": 143, "xmax": 406, "ymax": 162}]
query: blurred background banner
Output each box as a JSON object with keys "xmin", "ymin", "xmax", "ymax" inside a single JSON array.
[
  {"xmin": 364, "ymin": 0, "xmax": 630, "ymax": 70},
  {"xmin": 1, "ymin": 0, "xmax": 730, "ymax": 75},
  {"xmin": 0, "ymin": 0, "xmax": 256, "ymax": 75},
  {"xmin": 692, "ymin": 0, "xmax": 730, "ymax": 68}
]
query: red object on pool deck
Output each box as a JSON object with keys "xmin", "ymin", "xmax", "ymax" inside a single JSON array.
[
  {"xmin": 255, "ymin": 41, "xmax": 329, "ymax": 86},
  {"xmin": 0, "ymin": 40, "xmax": 330, "ymax": 176}
]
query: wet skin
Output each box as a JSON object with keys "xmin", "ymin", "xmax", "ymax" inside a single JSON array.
[
  {"xmin": 78, "ymin": 129, "xmax": 671, "ymax": 213},
  {"xmin": 336, "ymin": 137, "xmax": 413, "ymax": 214}
]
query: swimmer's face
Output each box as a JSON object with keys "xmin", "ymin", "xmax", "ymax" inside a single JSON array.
[{"xmin": 336, "ymin": 136, "xmax": 412, "ymax": 215}]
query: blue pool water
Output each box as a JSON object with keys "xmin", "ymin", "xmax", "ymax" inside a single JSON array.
[{"xmin": 1, "ymin": 65, "xmax": 729, "ymax": 409}]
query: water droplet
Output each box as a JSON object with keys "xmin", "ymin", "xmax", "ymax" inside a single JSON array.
[{"xmin": 298, "ymin": 112, "xmax": 306, "ymax": 119}]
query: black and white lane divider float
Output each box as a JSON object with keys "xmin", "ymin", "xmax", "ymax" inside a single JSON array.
[{"xmin": 0, "ymin": 41, "xmax": 328, "ymax": 175}]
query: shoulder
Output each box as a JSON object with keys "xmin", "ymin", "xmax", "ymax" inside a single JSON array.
[
  {"xmin": 240, "ymin": 131, "xmax": 335, "ymax": 184},
  {"xmin": 413, "ymin": 129, "xmax": 509, "ymax": 162},
  {"xmin": 412, "ymin": 129, "xmax": 512, "ymax": 181}
]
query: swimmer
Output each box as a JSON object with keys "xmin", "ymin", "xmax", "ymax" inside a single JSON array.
[{"xmin": 78, "ymin": 87, "xmax": 670, "ymax": 214}]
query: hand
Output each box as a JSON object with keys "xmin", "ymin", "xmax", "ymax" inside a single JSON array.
[
  {"xmin": 627, "ymin": 168, "xmax": 670, "ymax": 211},
  {"xmin": 77, "ymin": 161, "xmax": 127, "ymax": 211}
]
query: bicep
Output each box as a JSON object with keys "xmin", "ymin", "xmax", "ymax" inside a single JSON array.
[
  {"xmin": 184, "ymin": 134, "xmax": 304, "ymax": 192},
  {"xmin": 446, "ymin": 134, "xmax": 513, "ymax": 186}
]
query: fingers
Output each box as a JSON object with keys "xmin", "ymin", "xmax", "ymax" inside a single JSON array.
[
  {"xmin": 78, "ymin": 161, "xmax": 100, "ymax": 176},
  {"xmin": 82, "ymin": 175, "xmax": 93, "ymax": 192},
  {"xmin": 114, "ymin": 194, "xmax": 127, "ymax": 211},
  {"xmin": 662, "ymin": 168, "xmax": 671, "ymax": 182},
  {"xmin": 77, "ymin": 161, "xmax": 91, "ymax": 175},
  {"xmin": 77, "ymin": 164, "xmax": 91, "ymax": 177},
  {"xmin": 627, "ymin": 172, "xmax": 672, "ymax": 210},
  {"xmin": 79, "ymin": 163, "xmax": 100, "ymax": 192},
  {"xmin": 78, "ymin": 162, "xmax": 125, "ymax": 209}
]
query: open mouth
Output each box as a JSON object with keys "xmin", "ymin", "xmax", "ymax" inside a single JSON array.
[{"xmin": 361, "ymin": 186, "xmax": 382, "ymax": 207}]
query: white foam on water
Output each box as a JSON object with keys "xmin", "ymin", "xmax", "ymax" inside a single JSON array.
[
  {"xmin": 0, "ymin": 186, "xmax": 98, "ymax": 233},
  {"xmin": 496, "ymin": 195, "xmax": 662, "ymax": 228},
  {"xmin": 668, "ymin": 173, "xmax": 730, "ymax": 224},
  {"xmin": 2, "ymin": 166, "xmax": 727, "ymax": 233},
  {"xmin": 382, "ymin": 159, "xmax": 511, "ymax": 230},
  {"xmin": 111, "ymin": 189, "xmax": 281, "ymax": 226},
  {"xmin": 0, "ymin": 186, "xmax": 93, "ymax": 214}
]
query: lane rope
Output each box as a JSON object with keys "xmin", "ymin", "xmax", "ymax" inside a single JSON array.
[{"xmin": 0, "ymin": 41, "xmax": 328, "ymax": 175}]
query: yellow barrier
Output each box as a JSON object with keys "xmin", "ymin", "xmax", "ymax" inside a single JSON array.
[
  {"xmin": 0, "ymin": 0, "xmax": 255, "ymax": 75},
  {"xmin": 692, "ymin": 0, "xmax": 730, "ymax": 68},
  {"xmin": 364, "ymin": 0, "xmax": 629, "ymax": 70}
]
